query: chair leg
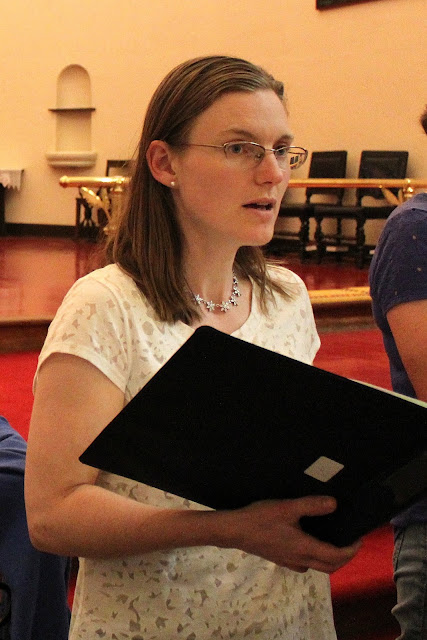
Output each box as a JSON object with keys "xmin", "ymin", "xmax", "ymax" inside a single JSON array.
[
  {"xmin": 355, "ymin": 216, "xmax": 366, "ymax": 268},
  {"xmin": 298, "ymin": 213, "xmax": 310, "ymax": 261},
  {"xmin": 314, "ymin": 215, "xmax": 325, "ymax": 263},
  {"xmin": 75, "ymin": 199, "xmax": 82, "ymax": 239}
]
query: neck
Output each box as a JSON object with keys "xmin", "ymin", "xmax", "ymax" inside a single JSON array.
[{"xmin": 183, "ymin": 248, "xmax": 238, "ymax": 304}]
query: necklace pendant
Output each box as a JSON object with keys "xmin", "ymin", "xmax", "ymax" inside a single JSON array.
[{"xmin": 192, "ymin": 272, "xmax": 240, "ymax": 314}]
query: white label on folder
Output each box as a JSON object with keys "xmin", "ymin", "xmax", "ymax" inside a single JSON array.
[{"xmin": 304, "ymin": 456, "xmax": 344, "ymax": 483}]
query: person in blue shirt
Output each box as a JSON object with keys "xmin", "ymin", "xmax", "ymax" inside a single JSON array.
[
  {"xmin": 369, "ymin": 106, "xmax": 427, "ymax": 639},
  {"xmin": 0, "ymin": 416, "xmax": 70, "ymax": 640}
]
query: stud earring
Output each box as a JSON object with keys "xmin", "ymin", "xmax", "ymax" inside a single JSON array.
[{"xmin": 170, "ymin": 180, "xmax": 176, "ymax": 188}]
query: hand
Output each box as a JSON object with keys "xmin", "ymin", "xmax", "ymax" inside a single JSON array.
[{"xmin": 219, "ymin": 496, "xmax": 361, "ymax": 573}]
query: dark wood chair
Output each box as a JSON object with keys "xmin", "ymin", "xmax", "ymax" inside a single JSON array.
[
  {"xmin": 314, "ymin": 150, "xmax": 409, "ymax": 267},
  {"xmin": 273, "ymin": 151, "xmax": 347, "ymax": 260}
]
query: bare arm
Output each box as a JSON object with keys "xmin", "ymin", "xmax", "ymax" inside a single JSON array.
[
  {"xmin": 25, "ymin": 352, "xmax": 359, "ymax": 573},
  {"xmin": 387, "ymin": 299, "xmax": 427, "ymax": 401}
]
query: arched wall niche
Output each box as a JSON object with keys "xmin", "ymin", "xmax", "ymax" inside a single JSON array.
[
  {"xmin": 46, "ymin": 64, "xmax": 97, "ymax": 168},
  {"xmin": 57, "ymin": 64, "xmax": 92, "ymax": 108}
]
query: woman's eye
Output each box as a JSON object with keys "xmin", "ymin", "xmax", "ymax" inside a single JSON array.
[
  {"xmin": 228, "ymin": 144, "xmax": 245, "ymax": 155},
  {"xmin": 275, "ymin": 147, "xmax": 288, "ymax": 158}
]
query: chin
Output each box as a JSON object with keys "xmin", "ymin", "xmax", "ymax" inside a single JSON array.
[
  {"xmin": 241, "ymin": 236, "xmax": 273, "ymax": 250},
  {"xmin": 235, "ymin": 220, "xmax": 276, "ymax": 248},
  {"xmin": 250, "ymin": 226, "xmax": 275, "ymax": 247}
]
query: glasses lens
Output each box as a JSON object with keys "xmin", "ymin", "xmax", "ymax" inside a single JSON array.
[
  {"xmin": 223, "ymin": 142, "xmax": 307, "ymax": 170},
  {"xmin": 224, "ymin": 142, "xmax": 263, "ymax": 166},
  {"xmin": 274, "ymin": 147, "xmax": 290, "ymax": 169},
  {"xmin": 288, "ymin": 148, "xmax": 308, "ymax": 170}
]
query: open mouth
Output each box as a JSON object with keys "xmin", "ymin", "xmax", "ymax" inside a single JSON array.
[{"xmin": 243, "ymin": 202, "xmax": 274, "ymax": 211}]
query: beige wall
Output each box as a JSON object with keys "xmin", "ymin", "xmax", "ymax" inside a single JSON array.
[{"xmin": 1, "ymin": 0, "xmax": 426, "ymax": 229}]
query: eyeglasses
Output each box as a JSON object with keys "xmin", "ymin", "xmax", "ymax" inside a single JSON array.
[{"xmin": 181, "ymin": 141, "xmax": 308, "ymax": 171}]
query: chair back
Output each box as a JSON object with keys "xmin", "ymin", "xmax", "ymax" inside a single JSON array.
[
  {"xmin": 356, "ymin": 151, "xmax": 408, "ymax": 205},
  {"xmin": 306, "ymin": 151, "xmax": 348, "ymax": 205}
]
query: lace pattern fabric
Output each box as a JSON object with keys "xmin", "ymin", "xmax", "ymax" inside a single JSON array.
[{"xmin": 37, "ymin": 264, "xmax": 334, "ymax": 640}]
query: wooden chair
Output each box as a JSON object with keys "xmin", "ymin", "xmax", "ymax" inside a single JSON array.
[
  {"xmin": 273, "ymin": 151, "xmax": 347, "ymax": 260},
  {"xmin": 314, "ymin": 150, "xmax": 409, "ymax": 267}
]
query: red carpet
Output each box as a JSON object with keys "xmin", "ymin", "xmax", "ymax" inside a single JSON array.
[
  {"xmin": 0, "ymin": 350, "xmax": 38, "ymax": 441},
  {"xmin": 331, "ymin": 523, "xmax": 393, "ymax": 597},
  {"xmin": 315, "ymin": 328, "xmax": 392, "ymax": 391}
]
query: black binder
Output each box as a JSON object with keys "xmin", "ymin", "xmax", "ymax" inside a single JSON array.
[{"xmin": 80, "ymin": 326, "xmax": 427, "ymax": 547}]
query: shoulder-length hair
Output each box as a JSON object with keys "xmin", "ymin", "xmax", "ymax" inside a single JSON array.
[{"xmin": 106, "ymin": 55, "xmax": 291, "ymax": 323}]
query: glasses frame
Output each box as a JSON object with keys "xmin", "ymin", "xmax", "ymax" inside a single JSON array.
[{"xmin": 181, "ymin": 141, "xmax": 308, "ymax": 171}]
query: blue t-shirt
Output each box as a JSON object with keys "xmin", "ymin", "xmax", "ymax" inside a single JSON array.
[{"xmin": 369, "ymin": 192, "xmax": 427, "ymax": 526}]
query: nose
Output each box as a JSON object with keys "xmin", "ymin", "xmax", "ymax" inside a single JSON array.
[{"xmin": 254, "ymin": 150, "xmax": 289, "ymax": 186}]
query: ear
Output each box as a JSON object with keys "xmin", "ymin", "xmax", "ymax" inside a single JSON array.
[{"xmin": 146, "ymin": 140, "xmax": 176, "ymax": 187}]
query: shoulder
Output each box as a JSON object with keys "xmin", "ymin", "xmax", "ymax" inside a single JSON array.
[
  {"xmin": 256, "ymin": 264, "xmax": 319, "ymax": 364},
  {"xmin": 267, "ymin": 263, "xmax": 306, "ymax": 290},
  {"xmin": 266, "ymin": 263, "xmax": 310, "ymax": 308},
  {"xmin": 378, "ymin": 193, "xmax": 427, "ymax": 241},
  {"xmin": 38, "ymin": 264, "xmax": 181, "ymax": 396},
  {"xmin": 38, "ymin": 265, "xmax": 150, "ymax": 393},
  {"xmin": 370, "ymin": 194, "xmax": 427, "ymax": 312},
  {"xmin": 54, "ymin": 263, "xmax": 155, "ymax": 329},
  {"xmin": 67, "ymin": 263, "xmax": 141, "ymax": 305},
  {"xmin": 372, "ymin": 194, "xmax": 427, "ymax": 265}
]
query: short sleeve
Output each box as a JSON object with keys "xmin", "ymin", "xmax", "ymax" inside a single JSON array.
[
  {"xmin": 36, "ymin": 273, "xmax": 134, "ymax": 393},
  {"xmin": 370, "ymin": 206, "xmax": 427, "ymax": 318}
]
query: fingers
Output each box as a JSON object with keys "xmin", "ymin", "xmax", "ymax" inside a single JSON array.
[
  {"xmin": 297, "ymin": 538, "xmax": 360, "ymax": 574},
  {"xmin": 231, "ymin": 496, "xmax": 362, "ymax": 573}
]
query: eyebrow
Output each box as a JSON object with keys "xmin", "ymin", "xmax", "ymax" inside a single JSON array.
[{"xmin": 220, "ymin": 128, "xmax": 295, "ymax": 146}]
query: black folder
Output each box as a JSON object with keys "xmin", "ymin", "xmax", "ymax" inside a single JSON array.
[{"xmin": 80, "ymin": 326, "xmax": 427, "ymax": 547}]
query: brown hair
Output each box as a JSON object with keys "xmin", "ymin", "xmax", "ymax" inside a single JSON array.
[{"xmin": 106, "ymin": 55, "xmax": 290, "ymax": 323}]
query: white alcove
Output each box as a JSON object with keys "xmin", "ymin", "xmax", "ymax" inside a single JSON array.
[{"xmin": 46, "ymin": 64, "xmax": 97, "ymax": 168}]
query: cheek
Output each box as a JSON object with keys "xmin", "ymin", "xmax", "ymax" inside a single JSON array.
[
  {"xmin": 278, "ymin": 167, "xmax": 291, "ymax": 199},
  {"xmin": 282, "ymin": 165, "xmax": 291, "ymax": 187},
  {"xmin": 181, "ymin": 164, "xmax": 239, "ymax": 203}
]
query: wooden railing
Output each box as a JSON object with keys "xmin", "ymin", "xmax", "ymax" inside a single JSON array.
[
  {"xmin": 60, "ymin": 175, "xmax": 427, "ymax": 192},
  {"xmin": 286, "ymin": 178, "xmax": 426, "ymax": 204}
]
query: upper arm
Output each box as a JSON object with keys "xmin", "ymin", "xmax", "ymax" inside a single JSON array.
[
  {"xmin": 25, "ymin": 352, "xmax": 125, "ymax": 518},
  {"xmin": 387, "ymin": 299, "xmax": 427, "ymax": 401}
]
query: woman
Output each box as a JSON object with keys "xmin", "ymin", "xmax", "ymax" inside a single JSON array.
[{"xmin": 25, "ymin": 55, "xmax": 359, "ymax": 639}]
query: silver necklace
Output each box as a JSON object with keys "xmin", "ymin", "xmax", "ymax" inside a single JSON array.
[{"xmin": 193, "ymin": 273, "xmax": 241, "ymax": 313}]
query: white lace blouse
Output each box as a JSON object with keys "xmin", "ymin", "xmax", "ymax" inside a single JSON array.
[{"xmin": 36, "ymin": 263, "xmax": 336, "ymax": 640}]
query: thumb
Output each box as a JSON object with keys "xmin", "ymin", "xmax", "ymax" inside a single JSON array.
[{"xmin": 293, "ymin": 495, "xmax": 337, "ymax": 518}]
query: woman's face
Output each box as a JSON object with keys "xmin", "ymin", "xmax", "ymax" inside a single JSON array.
[{"xmin": 170, "ymin": 89, "xmax": 293, "ymax": 252}]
